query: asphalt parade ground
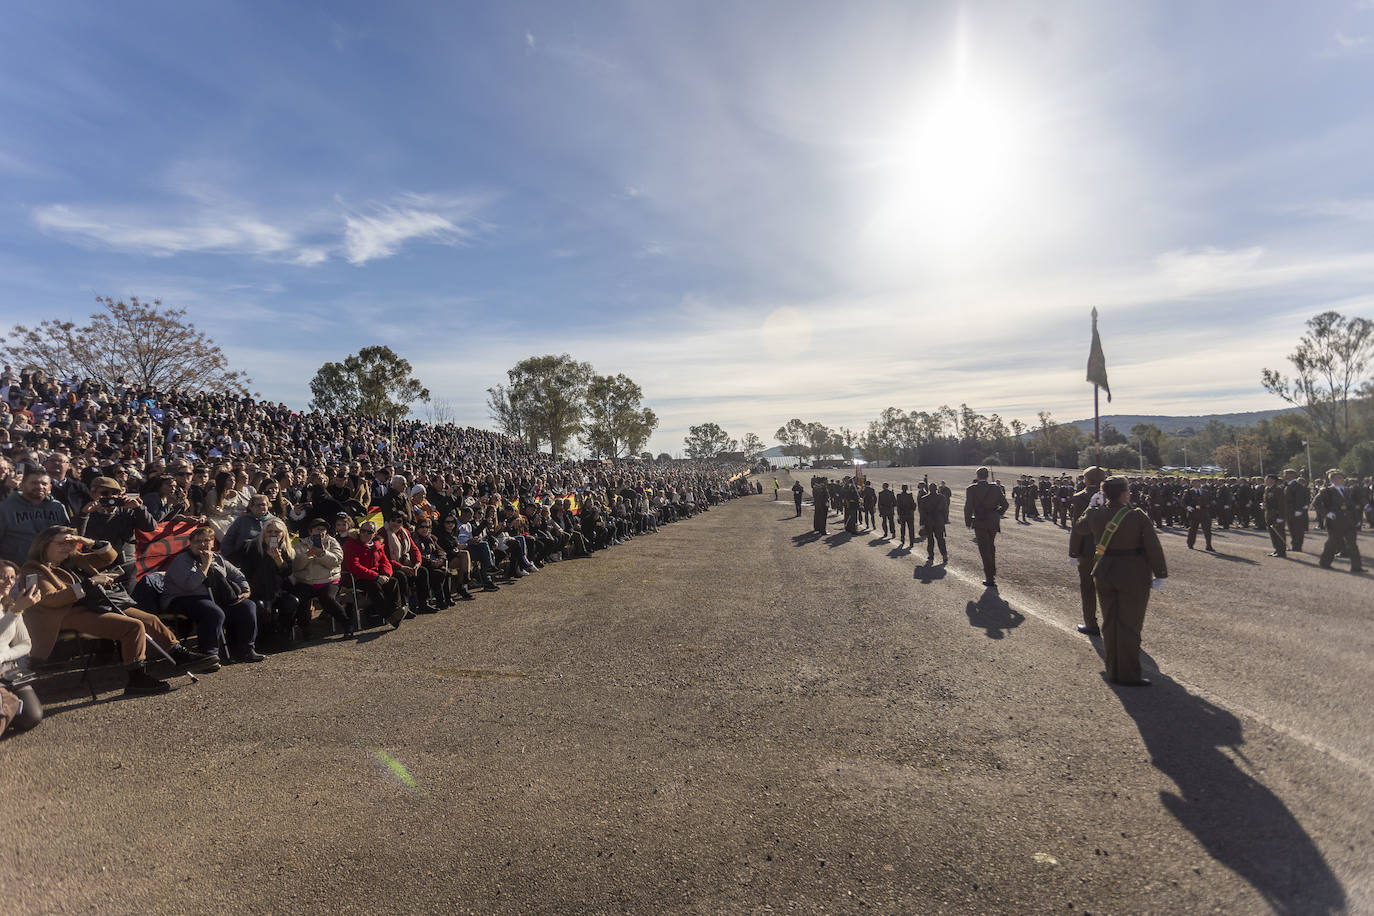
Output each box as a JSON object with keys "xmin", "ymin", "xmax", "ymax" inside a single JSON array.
[{"xmin": 2, "ymin": 467, "xmax": 1370, "ymax": 914}]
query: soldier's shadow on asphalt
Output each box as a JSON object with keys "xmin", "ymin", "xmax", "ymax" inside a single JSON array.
[
  {"xmin": 823, "ymin": 531, "xmax": 856, "ymax": 548},
  {"xmin": 914, "ymin": 561, "xmax": 946, "ymax": 584},
  {"xmin": 1203, "ymin": 550, "xmax": 1261, "ymax": 566},
  {"xmin": 1097, "ymin": 649, "xmax": 1347, "ymax": 914},
  {"xmin": 964, "ymin": 589, "xmax": 1024, "ymax": 638},
  {"xmin": 791, "ymin": 531, "xmax": 824, "ymax": 544}
]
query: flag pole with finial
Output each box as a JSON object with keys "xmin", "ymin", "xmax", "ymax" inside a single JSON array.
[{"xmin": 1087, "ymin": 307, "xmax": 1112, "ymax": 467}]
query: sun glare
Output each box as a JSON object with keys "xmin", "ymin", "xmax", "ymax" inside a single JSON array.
[{"xmin": 859, "ymin": 23, "xmax": 1038, "ymax": 276}]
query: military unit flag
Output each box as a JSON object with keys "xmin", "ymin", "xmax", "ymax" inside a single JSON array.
[{"xmin": 1087, "ymin": 307, "xmax": 1111, "ymax": 402}]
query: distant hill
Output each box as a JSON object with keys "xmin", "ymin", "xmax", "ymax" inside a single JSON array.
[{"xmin": 1063, "ymin": 408, "xmax": 1299, "ymax": 437}]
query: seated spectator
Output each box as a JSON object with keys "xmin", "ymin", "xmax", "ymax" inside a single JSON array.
[
  {"xmin": 238, "ymin": 518, "xmax": 299, "ymax": 648},
  {"xmin": 439, "ymin": 512, "xmax": 499, "ymax": 591},
  {"xmin": 219, "ymin": 493, "xmax": 274, "ymax": 565},
  {"xmin": 382, "ymin": 516, "xmax": 431, "ymax": 614},
  {"xmin": 22, "ymin": 527, "xmax": 215, "ymax": 693},
  {"xmin": 290, "ymin": 517, "xmax": 352, "ymax": 638},
  {"xmin": 0, "ymin": 469, "xmax": 71, "ymax": 565},
  {"xmin": 413, "ymin": 517, "xmax": 470, "ymax": 606},
  {"xmin": 0, "ymin": 560, "xmax": 43, "ymax": 732},
  {"xmin": 163, "ymin": 525, "xmax": 264, "ymax": 666},
  {"xmin": 76, "ymin": 475, "xmax": 157, "ymax": 586},
  {"xmin": 342, "ymin": 519, "xmax": 405, "ymax": 628},
  {"xmin": 202, "ymin": 471, "xmax": 249, "ymax": 541}
]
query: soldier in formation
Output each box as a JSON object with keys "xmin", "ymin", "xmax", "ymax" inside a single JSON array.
[
  {"xmin": 918, "ymin": 480, "xmax": 949, "ymax": 563},
  {"xmin": 810, "ymin": 476, "xmax": 829, "ymax": 535},
  {"xmin": 877, "ymin": 482, "xmax": 896, "ymax": 539},
  {"xmin": 1313, "ymin": 469, "xmax": 1365, "ymax": 574}
]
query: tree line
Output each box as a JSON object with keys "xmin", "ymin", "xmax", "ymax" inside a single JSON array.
[{"xmin": 4, "ymin": 299, "xmax": 1369, "ymax": 474}]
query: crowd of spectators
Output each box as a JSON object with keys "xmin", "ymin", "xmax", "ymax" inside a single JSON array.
[{"xmin": 0, "ymin": 367, "xmax": 752, "ymax": 735}]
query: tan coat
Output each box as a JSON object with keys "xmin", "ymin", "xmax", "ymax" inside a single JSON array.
[{"xmin": 20, "ymin": 543, "xmax": 121, "ymax": 660}]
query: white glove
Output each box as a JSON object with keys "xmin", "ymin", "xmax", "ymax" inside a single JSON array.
[
  {"xmin": 1088, "ymin": 492, "xmax": 1106, "ymax": 508},
  {"xmin": 1069, "ymin": 557, "xmax": 1079, "ymax": 566},
  {"xmin": 1151, "ymin": 578, "xmax": 1165, "ymax": 590},
  {"xmin": 1327, "ymin": 512, "xmax": 1337, "ymax": 519}
]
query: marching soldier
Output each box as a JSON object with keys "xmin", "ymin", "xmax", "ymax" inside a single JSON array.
[
  {"xmin": 861, "ymin": 480, "xmax": 877, "ymax": 531},
  {"xmin": 842, "ymin": 476, "xmax": 861, "ymax": 534},
  {"xmin": 1263, "ymin": 473, "xmax": 1288, "ymax": 558},
  {"xmin": 877, "ymin": 482, "xmax": 896, "ymax": 538},
  {"xmin": 1283, "ymin": 469, "xmax": 1309, "ymax": 552},
  {"xmin": 1183, "ymin": 478, "xmax": 1214, "ymax": 551},
  {"xmin": 1314, "ymin": 469, "xmax": 1364, "ymax": 574},
  {"xmin": 895, "ymin": 484, "xmax": 917, "ymax": 547},
  {"xmin": 791, "ymin": 479, "xmax": 804, "ymax": 517},
  {"xmin": 1067, "ymin": 466, "xmax": 1108, "ymax": 635},
  {"xmin": 1085, "ymin": 476, "xmax": 1168, "ymax": 687},
  {"xmin": 811, "ymin": 476, "xmax": 829, "ymax": 535},
  {"xmin": 918, "ymin": 480, "xmax": 949, "ymax": 563},
  {"xmin": 964, "ymin": 467, "xmax": 1009, "ymax": 587}
]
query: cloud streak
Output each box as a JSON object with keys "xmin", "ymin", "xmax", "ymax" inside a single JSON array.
[
  {"xmin": 341, "ymin": 193, "xmax": 485, "ymax": 265},
  {"xmin": 32, "ymin": 190, "xmax": 487, "ymax": 267}
]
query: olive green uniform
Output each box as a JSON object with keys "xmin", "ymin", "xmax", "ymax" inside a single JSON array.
[{"xmin": 1086, "ymin": 504, "xmax": 1168, "ymax": 684}]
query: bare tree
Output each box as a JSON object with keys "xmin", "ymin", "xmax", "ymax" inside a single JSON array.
[
  {"xmin": 1262, "ymin": 310, "xmax": 1373, "ymax": 455},
  {"xmin": 425, "ymin": 397, "xmax": 459, "ymax": 427},
  {"xmin": 2, "ymin": 296, "xmax": 252, "ymax": 394}
]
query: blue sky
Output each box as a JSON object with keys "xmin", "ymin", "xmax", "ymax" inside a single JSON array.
[{"xmin": 2, "ymin": 1, "xmax": 1372, "ymax": 456}]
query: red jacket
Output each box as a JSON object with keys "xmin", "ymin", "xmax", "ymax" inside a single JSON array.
[{"xmin": 343, "ymin": 535, "xmax": 392, "ymax": 582}]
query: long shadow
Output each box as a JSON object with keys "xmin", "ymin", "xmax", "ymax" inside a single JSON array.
[
  {"xmin": 824, "ymin": 531, "xmax": 857, "ymax": 549},
  {"xmin": 915, "ymin": 561, "xmax": 947, "ymax": 584},
  {"xmin": 791, "ymin": 531, "xmax": 825, "ymax": 545},
  {"xmin": 1106, "ymin": 658, "xmax": 1346, "ymax": 914},
  {"xmin": 777, "ymin": 514, "xmax": 802, "ymax": 522},
  {"xmin": 887, "ymin": 546, "xmax": 911, "ymax": 558},
  {"xmin": 1206, "ymin": 551, "xmax": 1261, "ymax": 566},
  {"xmin": 964, "ymin": 588, "xmax": 1024, "ymax": 638},
  {"xmin": 867, "ymin": 537, "xmax": 889, "ymax": 547}
]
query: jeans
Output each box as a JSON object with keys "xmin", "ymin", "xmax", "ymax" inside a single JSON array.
[{"xmin": 168, "ymin": 594, "xmax": 257, "ymax": 656}]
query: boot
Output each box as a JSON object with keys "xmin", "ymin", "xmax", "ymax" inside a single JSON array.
[
  {"xmin": 125, "ymin": 662, "xmax": 172, "ymax": 695},
  {"xmin": 457, "ymin": 583, "xmax": 475, "ymax": 601}
]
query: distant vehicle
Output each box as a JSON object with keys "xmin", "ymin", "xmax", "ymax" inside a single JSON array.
[{"xmin": 1199, "ymin": 465, "xmax": 1224, "ymax": 474}]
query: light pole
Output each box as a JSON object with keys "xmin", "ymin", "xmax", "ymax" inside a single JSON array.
[
  {"xmin": 1139, "ymin": 437, "xmax": 1145, "ymax": 471},
  {"xmin": 1234, "ymin": 434, "xmax": 1242, "ymax": 478},
  {"xmin": 1303, "ymin": 439, "xmax": 1313, "ymax": 482}
]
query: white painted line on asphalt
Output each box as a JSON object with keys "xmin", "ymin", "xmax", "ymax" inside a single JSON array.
[{"xmin": 938, "ymin": 560, "xmax": 1374, "ymax": 783}]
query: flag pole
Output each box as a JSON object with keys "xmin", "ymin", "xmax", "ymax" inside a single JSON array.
[{"xmin": 1094, "ymin": 384, "xmax": 1101, "ymax": 467}]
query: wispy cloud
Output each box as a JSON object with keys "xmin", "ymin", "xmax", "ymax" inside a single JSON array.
[
  {"xmin": 1321, "ymin": 31, "xmax": 1371, "ymax": 56},
  {"xmin": 33, "ymin": 203, "xmax": 298, "ymax": 259},
  {"xmin": 340, "ymin": 193, "xmax": 485, "ymax": 265},
  {"xmin": 32, "ymin": 190, "xmax": 487, "ymax": 267}
]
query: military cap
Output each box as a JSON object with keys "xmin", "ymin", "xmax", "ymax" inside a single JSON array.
[{"xmin": 1082, "ymin": 466, "xmax": 1107, "ymax": 485}]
